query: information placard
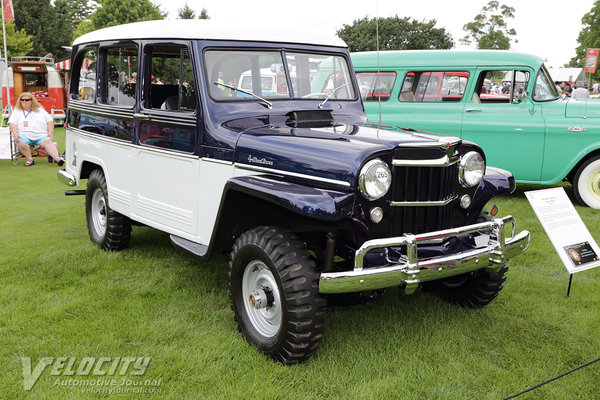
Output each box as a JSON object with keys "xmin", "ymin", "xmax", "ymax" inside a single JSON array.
[{"xmin": 526, "ymin": 187, "xmax": 600, "ymax": 274}]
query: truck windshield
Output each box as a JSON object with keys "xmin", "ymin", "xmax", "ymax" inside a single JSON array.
[
  {"xmin": 204, "ymin": 49, "xmax": 356, "ymax": 103},
  {"xmin": 533, "ymin": 64, "xmax": 560, "ymax": 101}
]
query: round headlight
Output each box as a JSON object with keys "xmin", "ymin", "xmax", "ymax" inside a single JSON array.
[
  {"xmin": 459, "ymin": 151, "xmax": 485, "ymax": 187},
  {"xmin": 359, "ymin": 159, "xmax": 391, "ymax": 200}
]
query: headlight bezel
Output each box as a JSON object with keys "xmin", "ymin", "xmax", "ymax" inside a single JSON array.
[
  {"xmin": 358, "ymin": 158, "xmax": 392, "ymax": 201},
  {"xmin": 459, "ymin": 151, "xmax": 486, "ymax": 187}
]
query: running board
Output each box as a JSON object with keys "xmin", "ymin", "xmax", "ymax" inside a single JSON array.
[{"xmin": 169, "ymin": 235, "xmax": 208, "ymax": 257}]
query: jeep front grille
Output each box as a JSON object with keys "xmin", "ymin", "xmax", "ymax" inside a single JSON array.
[{"xmin": 389, "ymin": 141, "xmax": 460, "ymax": 235}]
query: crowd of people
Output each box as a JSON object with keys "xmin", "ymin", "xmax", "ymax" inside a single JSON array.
[{"xmin": 556, "ymin": 80, "xmax": 599, "ymax": 99}]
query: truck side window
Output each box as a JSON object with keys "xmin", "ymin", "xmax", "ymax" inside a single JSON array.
[
  {"xmin": 100, "ymin": 46, "xmax": 137, "ymax": 106},
  {"xmin": 356, "ymin": 72, "xmax": 396, "ymax": 102},
  {"xmin": 76, "ymin": 49, "xmax": 97, "ymax": 102},
  {"xmin": 476, "ymin": 70, "xmax": 530, "ymax": 103},
  {"xmin": 145, "ymin": 45, "xmax": 196, "ymax": 111},
  {"xmin": 399, "ymin": 71, "xmax": 469, "ymax": 103}
]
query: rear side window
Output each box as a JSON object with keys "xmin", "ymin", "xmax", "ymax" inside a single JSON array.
[
  {"xmin": 145, "ymin": 45, "xmax": 197, "ymax": 111},
  {"xmin": 399, "ymin": 71, "xmax": 469, "ymax": 103},
  {"xmin": 74, "ymin": 48, "xmax": 97, "ymax": 102},
  {"xmin": 100, "ymin": 46, "xmax": 137, "ymax": 107},
  {"xmin": 356, "ymin": 72, "xmax": 396, "ymax": 102}
]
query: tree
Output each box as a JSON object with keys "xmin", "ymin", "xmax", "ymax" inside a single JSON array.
[
  {"xmin": 4, "ymin": 21, "xmax": 33, "ymax": 57},
  {"xmin": 178, "ymin": 4, "xmax": 195, "ymax": 19},
  {"xmin": 569, "ymin": 1, "xmax": 600, "ymax": 81},
  {"xmin": 91, "ymin": 0, "xmax": 165, "ymax": 30},
  {"xmin": 337, "ymin": 16, "xmax": 453, "ymax": 52},
  {"xmin": 198, "ymin": 8, "xmax": 209, "ymax": 19},
  {"xmin": 461, "ymin": 1, "xmax": 517, "ymax": 50},
  {"xmin": 13, "ymin": 0, "xmax": 72, "ymax": 59}
]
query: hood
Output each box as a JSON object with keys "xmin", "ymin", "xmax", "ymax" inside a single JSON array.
[
  {"xmin": 565, "ymin": 98, "xmax": 600, "ymax": 118},
  {"xmin": 233, "ymin": 119, "xmax": 460, "ymax": 188}
]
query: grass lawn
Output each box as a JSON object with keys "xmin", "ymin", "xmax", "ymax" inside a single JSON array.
[{"xmin": 1, "ymin": 128, "xmax": 599, "ymax": 399}]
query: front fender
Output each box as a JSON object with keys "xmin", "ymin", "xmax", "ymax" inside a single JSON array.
[
  {"xmin": 225, "ymin": 175, "xmax": 355, "ymax": 221},
  {"xmin": 470, "ymin": 166, "xmax": 515, "ymax": 213}
]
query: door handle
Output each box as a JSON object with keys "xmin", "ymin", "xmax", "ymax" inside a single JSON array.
[
  {"xmin": 466, "ymin": 108, "xmax": 482, "ymax": 112},
  {"xmin": 133, "ymin": 113, "xmax": 150, "ymax": 119}
]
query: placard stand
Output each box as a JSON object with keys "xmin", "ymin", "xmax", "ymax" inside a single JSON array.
[{"xmin": 526, "ymin": 188, "xmax": 600, "ymax": 298}]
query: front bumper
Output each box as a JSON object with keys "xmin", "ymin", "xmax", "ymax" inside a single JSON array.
[{"xmin": 319, "ymin": 216, "xmax": 530, "ymax": 294}]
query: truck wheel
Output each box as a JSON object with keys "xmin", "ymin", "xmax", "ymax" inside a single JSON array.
[
  {"xmin": 430, "ymin": 265, "xmax": 508, "ymax": 308},
  {"xmin": 573, "ymin": 156, "xmax": 600, "ymax": 208},
  {"xmin": 228, "ymin": 226, "xmax": 326, "ymax": 364},
  {"xmin": 85, "ymin": 169, "xmax": 131, "ymax": 251}
]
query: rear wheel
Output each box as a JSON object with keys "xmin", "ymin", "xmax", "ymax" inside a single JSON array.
[
  {"xmin": 228, "ymin": 226, "xmax": 325, "ymax": 364},
  {"xmin": 573, "ymin": 156, "xmax": 600, "ymax": 208},
  {"xmin": 85, "ymin": 169, "xmax": 131, "ymax": 251}
]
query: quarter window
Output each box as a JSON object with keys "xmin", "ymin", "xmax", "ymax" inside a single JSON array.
[
  {"xmin": 75, "ymin": 48, "xmax": 97, "ymax": 102},
  {"xmin": 399, "ymin": 71, "xmax": 469, "ymax": 102},
  {"xmin": 356, "ymin": 72, "xmax": 396, "ymax": 102}
]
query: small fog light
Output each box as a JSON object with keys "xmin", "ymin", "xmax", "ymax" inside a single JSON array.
[
  {"xmin": 460, "ymin": 194, "xmax": 471, "ymax": 209},
  {"xmin": 370, "ymin": 207, "xmax": 384, "ymax": 223}
]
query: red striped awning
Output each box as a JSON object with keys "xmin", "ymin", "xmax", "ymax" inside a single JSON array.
[{"xmin": 55, "ymin": 58, "xmax": 93, "ymax": 71}]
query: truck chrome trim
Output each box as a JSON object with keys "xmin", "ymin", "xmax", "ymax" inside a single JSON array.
[
  {"xmin": 57, "ymin": 169, "xmax": 77, "ymax": 187},
  {"xmin": 392, "ymin": 155, "xmax": 460, "ymax": 167},
  {"xmin": 319, "ymin": 216, "xmax": 530, "ymax": 294},
  {"xmin": 391, "ymin": 195, "xmax": 458, "ymax": 207},
  {"xmin": 234, "ymin": 163, "xmax": 351, "ymax": 188}
]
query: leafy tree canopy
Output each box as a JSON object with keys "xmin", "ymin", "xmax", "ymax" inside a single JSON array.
[
  {"xmin": 178, "ymin": 4, "xmax": 196, "ymax": 19},
  {"xmin": 91, "ymin": 0, "xmax": 164, "ymax": 29},
  {"xmin": 461, "ymin": 1, "xmax": 517, "ymax": 50},
  {"xmin": 337, "ymin": 16, "xmax": 454, "ymax": 52},
  {"xmin": 4, "ymin": 21, "xmax": 33, "ymax": 57},
  {"xmin": 569, "ymin": 1, "xmax": 600, "ymax": 81}
]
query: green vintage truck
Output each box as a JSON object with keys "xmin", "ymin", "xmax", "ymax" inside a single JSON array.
[{"xmin": 352, "ymin": 50, "xmax": 600, "ymax": 208}]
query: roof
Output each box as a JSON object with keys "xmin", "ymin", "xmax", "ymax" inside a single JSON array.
[
  {"xmin": 73, "ymin": 19, "xmax": 347, "ymax": 48},
  {"xmin": 351, "ymin": 50, "xmax": 546, "ymax": 70}
]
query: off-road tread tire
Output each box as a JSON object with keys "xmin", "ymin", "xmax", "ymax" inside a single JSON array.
[
  {"xmin": 431, "ymin": 265, "xmax": 508, "ymax": 308},
  {"xmin": 228, "ymin": 226, "xmax": 326, "ymax": 365},
  {"xmin": 85, "ymin": 169, "xmax": 131, "ymax": 251}
]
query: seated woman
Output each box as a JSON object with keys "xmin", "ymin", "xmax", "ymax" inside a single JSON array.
[{"xmin": 9, "ymin": 92, "xmax": 64, "ymax": 167}]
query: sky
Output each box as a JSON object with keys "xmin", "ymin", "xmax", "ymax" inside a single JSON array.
[{"xmin": 155, "ymin": 0, "xmax": 597, "ymax": 69}]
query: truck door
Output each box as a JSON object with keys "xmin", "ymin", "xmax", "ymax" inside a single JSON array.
[
  {"xmin": 461, "ymin": 68, "xmax": 545, "ymax": 182},
  {"xmin": 133, "ymin": 42, "xmax": 200, "ymax": 237}
]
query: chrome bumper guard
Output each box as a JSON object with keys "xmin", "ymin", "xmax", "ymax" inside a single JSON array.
[
  {"xmin": 57, "ymin": 169, "xmax": 77, "ymax": 187},
  {"xmin": 319, "ymin": 216, "xmax": 530, "ymax": 294}
]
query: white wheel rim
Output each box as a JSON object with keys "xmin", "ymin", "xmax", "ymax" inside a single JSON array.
[
  {"xmin": 242, "ymin": 260, "xmax": 282, "ymax": 337},
  {"xmin": 91, "ymin": 188, "xmax": 107, "ymax": 236},
  {"xmin": 578, "ymin": 159, "xmax": 600, "ymax": 208}
]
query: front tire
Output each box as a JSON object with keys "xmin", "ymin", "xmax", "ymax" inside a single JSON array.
[
  {"xmin": 228, "ymin": 226, "xmax": 326, "ymax": 364},
  {"xmin": 573, "ymin": 156, "xmax": 600, "ymax": 208},
  {"xmin": 429, "ymin": 265, "xmax": 508, "ymax": 308},
  {"xmin": 85, "ymin": 169, "xmax": 131, "ymax": 251}
]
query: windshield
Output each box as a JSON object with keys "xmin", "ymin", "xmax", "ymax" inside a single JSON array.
[
  {"xmin": 204, "ymin": 49, "xmax": 356, "ymax": 102},
  {"xmin": 533, "ymin": 64, "xmax": 560, "ymax": 101}
]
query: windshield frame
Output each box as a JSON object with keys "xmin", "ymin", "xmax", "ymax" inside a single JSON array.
[
  {"xmin": 203, "ymin": 47, "xmax": 358, "ymax": 104},
  {"xmin": 532, "ymin": 64, "xmax": 560, "ymax": 102}
]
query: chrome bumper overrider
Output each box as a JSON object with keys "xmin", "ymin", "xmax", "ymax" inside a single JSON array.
[
  {"xmin": 57, "ymin": 169, "xmax": 77, "ymax": 187},
  {"xmin": 319, "ymin": 216, "xmax": 530, "ymax": 294}
]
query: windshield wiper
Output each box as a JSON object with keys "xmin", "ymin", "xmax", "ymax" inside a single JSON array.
[
  {"xmin": 318, "ymin": 83, "xmax": 350, "ymax": 109},
  {"xmin": 213, "ymin": 81, "xmax": 273, "ymax": 109}
]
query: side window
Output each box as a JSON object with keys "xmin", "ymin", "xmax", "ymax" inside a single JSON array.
[
  {"xmin": 356, "ymin": 72, "xmax": 396, "ymax": 102},
  {"xmin": 100, "ymin": 46, "xmax": 137, "ymax": 106},
  {"xmin": 476, "ymin": 70, "xmax": 530, "ymax": 103},
  {"xmin": 399, "ymin": 71, "xmax": 469, "ymax": 102},
  {"xmin": 74, "ymin": 48, "xmax": 97, "ymax": 102},
  {"xmin": 145, "ymin": 45, "xmax": 197, "ymax": 111}
]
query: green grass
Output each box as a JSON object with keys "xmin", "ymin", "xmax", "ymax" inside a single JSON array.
[{"xmin": 1, "ymin": 129, "xmax": 599, "ymax": 399}]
